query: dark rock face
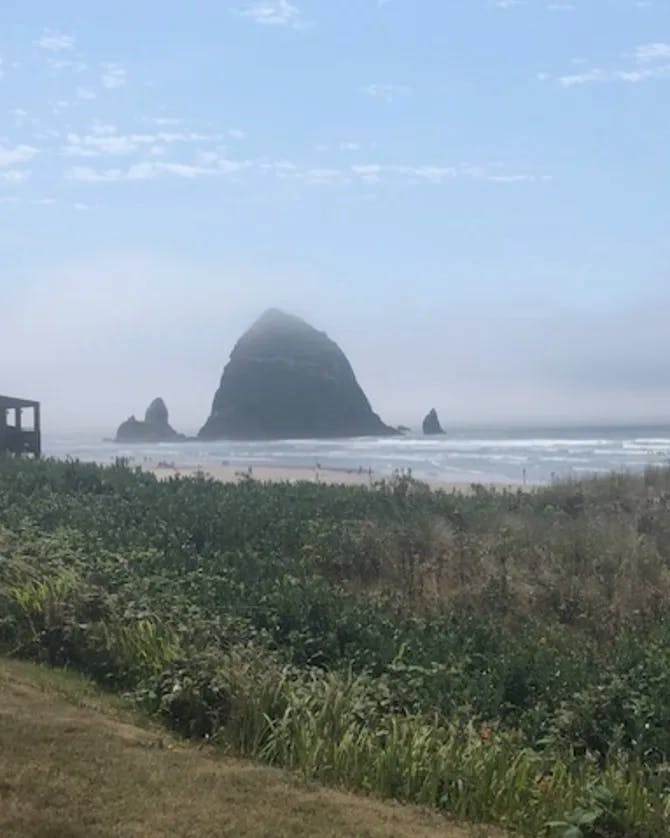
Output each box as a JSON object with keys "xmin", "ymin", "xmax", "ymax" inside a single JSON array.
[
  {"xmin": 422, "ymin": 408, "xmax": 445, "ymax": 436},
  {"xmin": 144, "ymin": 397, "xmax": 169, "ymax": 427},
  {"xmin": 199, "ymin": 309, "xmax": 396, "ymax": 440},
  {"xmin": 116, "ymin": 398, "xmax": 184, "ymax": 443}
]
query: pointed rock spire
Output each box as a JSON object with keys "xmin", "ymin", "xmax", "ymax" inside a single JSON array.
[{"xmin": 422, "ymin": 408, "xmax": 445, "ymax": 435}]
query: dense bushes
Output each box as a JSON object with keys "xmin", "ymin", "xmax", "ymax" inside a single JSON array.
[{"xmin": 1, "ymin": 457, "xmax": 670, "ymax": 834}]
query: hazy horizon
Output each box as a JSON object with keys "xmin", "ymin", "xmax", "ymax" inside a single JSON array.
[{"xmin": 3, "ymin": 1, "xmax": 669, "ymax": 432}]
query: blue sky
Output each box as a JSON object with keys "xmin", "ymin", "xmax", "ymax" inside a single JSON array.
[{"xmin": 2, "ymin": 0, "xmax": 670, "ymax": 431}]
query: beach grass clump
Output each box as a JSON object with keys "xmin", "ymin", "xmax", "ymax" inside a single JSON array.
[{"xmin": 2, "ymin": 456, "xmax": 670, "ymax": 834}]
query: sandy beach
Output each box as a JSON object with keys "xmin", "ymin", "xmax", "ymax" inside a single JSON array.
[{"xmin": 142, "ymin": 459, "xmax": 521, "ymax": 492}]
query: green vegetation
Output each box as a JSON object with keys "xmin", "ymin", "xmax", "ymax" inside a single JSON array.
[{"xmin": 1, "ymin": 457, "xmax": 670, "ymax": 835}]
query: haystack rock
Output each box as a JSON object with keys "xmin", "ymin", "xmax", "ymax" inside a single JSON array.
[
  {"xmin": 198, "ymin": 309, "xmax": 396, "ymax": 440},
  {"xmin": 115, "ymin": 398, "xmax": 185, "ymax": 443},
  {"xmin": 422, "ymin": 408, "xmax": 445, "ymax": 436}
]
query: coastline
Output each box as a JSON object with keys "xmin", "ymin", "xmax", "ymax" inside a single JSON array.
[
  {"xmin": 142, "ymin": 459, "xmax": 525, "ymax": 492},
  {"xmin": 41, "ymin": 425, "xmax": 670, "ymax": 487}
]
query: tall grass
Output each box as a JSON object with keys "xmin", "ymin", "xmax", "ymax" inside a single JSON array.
[{"xmin": 2, "ymin": 456, "xmax": 670, "ymax": 834}]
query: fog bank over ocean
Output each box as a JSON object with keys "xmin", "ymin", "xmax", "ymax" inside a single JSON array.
[{"xmin": 6, "ymin": 258, "xmax": 670, "ymax": 435}]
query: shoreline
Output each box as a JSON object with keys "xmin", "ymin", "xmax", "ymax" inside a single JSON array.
[{"xmin": 142, "ymin": 459, "xmax": 527, "ymax": 492}]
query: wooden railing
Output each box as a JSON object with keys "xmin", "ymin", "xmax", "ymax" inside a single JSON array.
[{"xmin": 0, "ymin": 426, "xmax": 41, "ymax": 458}]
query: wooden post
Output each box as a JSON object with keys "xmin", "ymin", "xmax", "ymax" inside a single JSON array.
[
  {"xmin": 15, "ymin": 407, "xmax": 22, "ymax": 431},
  {"xmin": 34, "ymin": 403, "xmax": 41, "ymax": 458}
]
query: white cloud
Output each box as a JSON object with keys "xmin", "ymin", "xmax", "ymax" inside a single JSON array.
[
  {"xmin": 258, "ymin": 160, "xmax": 297, "ymax": 176},
  {"xmin": 91, "ymin": 121, "xmax": 117, "ymax": 135},
  {"xmin": 48, "ymin": 58, "xmax": 86, "ymax": 72},
  {"xmin": 35, "ymin": 30, "xmax": 75, "ymax": 52},
  {"xmin": 351, "ymin": 164, "xmax": 382, "ymax": 183},
  {"xmin": 634, "ymin": 42, "xmax": 670, "ymax": 63},
  {"xmin": 559, "ymin": 62, "xmax": 670, "ymax": 86},
  {"xmin": 33, "ymin": 128, "xmax": 60, "ymax": 141},
  {"xmin": 558, "ymin": 41, "xmax": 670, "ymax": 87},
  {"xmin": 125, "ymin": 162, "xmax": 214, "ymax": 180},
  {"xmin": 0, "ymin": 144, "xmax": 39, "ymax": 167},
  {"xmin": 364, "ymin": 83, "xmax": 412, "ymax": 102},
  {"xmin": 196, "ymin": 151, "xmax": 220, "ymax": 165},
  {"xmin": 65, "ymin": 151, "xmax": 547, "ymax": 189},
  {"xmin": 350, "ymin": 163, "xmax": 549, "ymax": 185},
  {"xmin": 68, "ymin": 157, "xmax": 249, "ymax": 182},
  {"xmin": 101, "ymin": 63, "xmax": 126, "ymax": 89},
  {"xmin": 559, "ymin": 68, "xmax": 605, "ymax": 86},
  {"xmin": 302, "ymin": 167, "xmax": 344, "ymax": 185},
  {"xmin": 339, "ymin": 142, "xmax": 360, "ymax": 151},
  {"xmin": 68, "ymin": 166, "xmax": 123, "ymax": 182},
  {"xmin": 487, "ymin": 173, "xmax": 550, "ymax": 182},
  {"xmin": 62, "ymin": 130, "xmax": 221, "ymax": 158},
  {"xmin": 393, "ymin": 165, "xmax": 458, "ymax": 183},
  {"xmin": 63, "ymin": 133, "xmax": 137, "ymax": 156},
  {"xmin": 151, "ymin": 117, "xmax": 183, "ymax": 127},
  {"xmin": 239, "ymin": 1, "xmax": 306, "ymax": 28},
  {"xmin": 494, "ymin": 0, "xmax": 524, "ymax": 7},
  {"xmin": 615, "ymin": 64, "xmax": 670, "ymax": 82},
  {"xmin": 0, "ymin": 169, "xmax": 30, "ymax": 184},
  {"xmin": 229, "ymin": 128, "xmax": 247, "ymax": 139},
  {"xmin": 12, "ymin": 108, "xmax": 28, "ymax": 127},
  {"xmin": 76, "ymin": 86, "xmax": 96, "ymax": 100}
]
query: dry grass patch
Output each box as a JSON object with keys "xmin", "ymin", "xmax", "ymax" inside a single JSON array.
[{"xmin": 0, "ymin": 659, "xmax": 501, "ymax": 838}]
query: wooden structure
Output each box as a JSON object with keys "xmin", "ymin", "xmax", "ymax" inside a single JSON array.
[{"xmin": 0, "ymin": 395, "xmax": 41, "ymax": 458}]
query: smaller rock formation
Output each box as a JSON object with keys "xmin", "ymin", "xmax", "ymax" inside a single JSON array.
[
  {"xmin": 397, "ymin": 425, "xmax": 411, "ymax": 434},
  {"xmin": 115, "ymin": 398, "xmax": 185, "ymax": 443},
  {"xmin": 422, "ymin": 409, "xmax": 445, "ymax": 436}
]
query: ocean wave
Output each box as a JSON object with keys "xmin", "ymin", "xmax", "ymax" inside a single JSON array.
[{"xmin": 43, "ymin": 427, "xmax": 670, "ymax": 486}]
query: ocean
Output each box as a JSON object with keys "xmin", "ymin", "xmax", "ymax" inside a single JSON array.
[{"xmin": 43, "ymin": 426, "xmax": 670, "ymax": 485}]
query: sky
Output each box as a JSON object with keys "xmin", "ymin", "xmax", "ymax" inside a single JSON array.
[{"xmin": 2, "ymin": 0, "xmax": 669, "ymax": 432}]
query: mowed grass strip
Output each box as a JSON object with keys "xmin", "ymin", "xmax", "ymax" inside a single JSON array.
[{"xmin": 0, "ymin": 659, "xmax": 502, "ymax": 838}]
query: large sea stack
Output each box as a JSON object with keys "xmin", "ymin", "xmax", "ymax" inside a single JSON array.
[
  {"xmin": 199, "ymin": 309, "xmax": 396, "ymax": 440},
  {"xmin": 115, "ymin": 398, "xmax": 184, "ymax": 443}
]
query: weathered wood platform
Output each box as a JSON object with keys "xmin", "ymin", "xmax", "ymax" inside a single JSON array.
[{"xmin": 0, "ymin": 395, "xmax": 41, "ymax": 457}]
